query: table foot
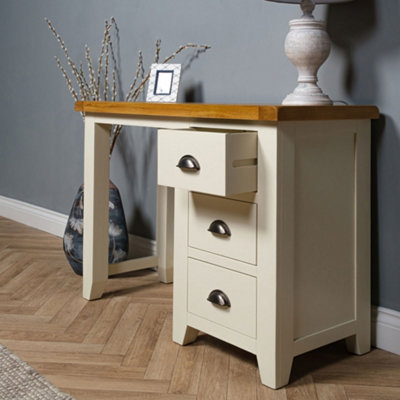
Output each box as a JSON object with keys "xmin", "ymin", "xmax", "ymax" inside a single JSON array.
[
  {"xmin": 346, "ymin": 333, "xmax": 370, "ymax": 355},
  {"xmin": 83, "ymin": 281, "xmax": 107, "ymax": 301},
  {"xmin": 257, "ymin": 352, "xmax": 293, "ymax": 389}
]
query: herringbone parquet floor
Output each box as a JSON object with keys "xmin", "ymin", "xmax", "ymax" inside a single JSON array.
[{"xmin": 1, "ymin": 216, "xmax": 400, "ymax": 399}]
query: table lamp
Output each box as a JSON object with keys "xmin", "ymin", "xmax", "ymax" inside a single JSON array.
[{"xmin": 266, "ymin": 0, "xmax": 352, "ymax": 105}]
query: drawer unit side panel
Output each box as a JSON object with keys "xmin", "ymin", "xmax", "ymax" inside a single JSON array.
[{"xmin": 294, "ymin": 128, "xmax": 357, "ymax": 339}]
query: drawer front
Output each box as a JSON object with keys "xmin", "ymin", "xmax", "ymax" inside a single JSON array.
[
  {"xmin": 158, "ymin": 129, "xmax": 257, "ymax": 196},
  {"xmin": 187, "ymin": 258, "xmax": 256, "ymax": 338},
  {"xmin": 189, "ymin": 193, "xmax": 257, "ymax": 264}
]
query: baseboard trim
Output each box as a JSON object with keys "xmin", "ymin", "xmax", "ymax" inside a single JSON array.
[
  {"xmin": 0, "ymin": 195, "xmax": 68, "ymax": 237},
  {"xmin": 372, "ymin": 306, "xmax": 400, "ymax": 356},
  {"xmin": 0, "ymin": 195, "xmax": 156, "ymax": 258},
  {"xmin": 128, "ymin": 233, "xmax": 156, "ymax": 259}
]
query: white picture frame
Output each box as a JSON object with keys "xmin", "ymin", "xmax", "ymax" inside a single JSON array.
[{"xmin": 146, "ymin": 64, "xmax": 181, "ymax": 103}]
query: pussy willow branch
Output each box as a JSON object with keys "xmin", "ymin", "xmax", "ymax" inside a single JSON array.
[
  {"xmin": 96, "ymin": 19, "xmax": 114, "ymax": 99},
  {"xmin": 154, "ymin": 39, "xmax": 161, "ymax": 63},
  {"xmin": 54, "ymin": 56, "xmax": 78, "ymax": 102},
  {"xmin": 125, "ymin": 51, "xmax": 143, "ymax": 102},
  {"xmin": 46, "ymin": 18, "xmax": 85, "ymax": 100},
  {"xmin": 78, "ymin": 62, "xmax": 92, "ymax": 99},
  {"xmin": 47, "ymin": 17, "xmax": 210, "ymax": 157},
  {"xmin": 108, "ymin": 17, "xmax": 119, "ymax": 100},
  {"xmin": 163, "ymin": 43, "xmax": 210, "ymax": 64},
  {"xmin": 112, "ymin": 70, "xmax": 117, "ymax": 101},
  {"xmin": 103, "ymin": 21, "xmax": 112, "ymax": 101},
  {"xmin": 85, "ymin": 45, "xmax": 97, "ymax": 100}
]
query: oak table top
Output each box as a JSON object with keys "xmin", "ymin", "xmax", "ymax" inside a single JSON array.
[{"xmin": 75, "ymin": 101, "xmax": 379, "ymax": 122}]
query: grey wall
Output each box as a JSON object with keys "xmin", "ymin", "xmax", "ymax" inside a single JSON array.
[{"xmin": 0, "ymin": 0, "xmax": 399, "ymax": 312}]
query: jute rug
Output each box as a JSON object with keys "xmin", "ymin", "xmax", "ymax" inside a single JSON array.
[{"xmin": 0, "ymin": 343, "xmax": 74, "ymax": 399}]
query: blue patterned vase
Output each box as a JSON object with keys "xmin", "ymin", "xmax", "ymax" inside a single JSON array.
[{"xmin": 63, "ymin": 181, "xmax": 129, "ymax": 276}]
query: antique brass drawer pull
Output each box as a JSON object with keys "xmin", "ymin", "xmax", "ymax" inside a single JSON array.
[
  {"xmin": 176, "ymin": 155, "xmax": 200, "ymax": 171},
  {"xmin": 207, "ymin": 219, "xmax": 231, "ymax": 237},
  {"xmin": 207, "ymin": 289, "xmax": 231, "ymax": 308}
]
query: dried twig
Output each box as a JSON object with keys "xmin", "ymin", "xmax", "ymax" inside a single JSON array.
[
  {"xmin": 85, "ymin": 45, "xmax": 97, "ymax": 100},
  {"xmin": 125, "ymin": 51, "xmax": 143, "ymax": 102},
  {"xmin": 46, "ymin": 18, "xmax": 85, "ymax": 100},
  {"xmin": 163, "ymin": 43, "xmax": 210, "ymax": 64},
  {"xmin": 104, "ymin": 22, "xmax": 112, "ymax": 101},
  {"xmin": 54, "ymin": 56, "xmax": 79, "ymax": 102},
  {"xmin": 154, "ymin": 39, "xmax": 161, "ymax": 63},
  {"xmin": 96, "ymin": 20, "xmax": 113, "ymax": 99},
  {"xmin": 112, "ymin": 70, "xmax": 117, "ymax": 101}
]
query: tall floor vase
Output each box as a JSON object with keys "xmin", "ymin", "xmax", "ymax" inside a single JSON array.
[{"xmin": 63, "ymin": 181, "xmax": 129, "ymax": 276}]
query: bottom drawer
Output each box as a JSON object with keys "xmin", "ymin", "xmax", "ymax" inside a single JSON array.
[{"xmin": 187, "ymin": 258, "xmax": 256, "ymax": 338}]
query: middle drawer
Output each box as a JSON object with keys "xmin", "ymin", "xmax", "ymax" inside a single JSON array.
[{"xmin": 189, "ymin": 193, "xmax": 257, "ymax": 265}]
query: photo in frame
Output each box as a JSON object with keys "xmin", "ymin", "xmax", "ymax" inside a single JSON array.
[{"xmin": 146, "ymin": 64, "xmax": 181, "ymax": 102}]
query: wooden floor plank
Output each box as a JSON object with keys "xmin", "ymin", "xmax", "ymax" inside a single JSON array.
[
  {"xmin": 196, "ymin": 337, "xmax": 230, "ymax": 400},
  {"xmin": 122, "ymin": 303, "xmax": 170, "ymax": 368},
  {"xmin": 102, "ymin": 302, "xmax": 148, "ymax": 356},
  {"xmin": 145, "ymin": 312, "xmax": 180, "ymax": 380},
  {"xmin": 83, "ymin": 296, "xmax": 131, "ymax": 344},
  {"xmin": 0, "ymin": 256, "xmax": 36, "ymax": 291},
  {"xmin": 286, "ymin": 375, "xmax": 319, "ymax": 400},
  {"xmin": 49, "ymin": 289, "xmax": 88, "ymax": 328},
  {"xmin": 227, "ymin": 347, "xmax": 258, "ymax": 400},
  {"xmin": 169, "ymin": 341, "xmax": 205, "ymax": 395},
  {"xmin": 67, "ymin": 389, "xmax": 196, "ymax": 400},
  {"xmin": 14, "ymin": 350, "xmax": 125, "ymax": 366},
  {"xmin": 345, "ymin": 384, "xmax": 400, "ymax": 400},
  {"xmin": 21, "ymin": 268, "xmax": 70, "ymax": 309},
  {"xmin": 64, "ymin": 296, "xmax": 110, "ymax": 339},
  {"xmin": 315, "ymin": 383, "xmax": 348, "ymax": 400},
  {"xmin": 47, "ymin": 374, "xmax": 170, "ymax": 393},
  {"xmin": 256, "ymin": 379, "xmax": 288, "ymax": 400},
  {"xmin": 30, "ymin": 362, "xmax": 145, "ymax": 380},
  {"xmin": 35, "ymin": 278, "xmax": 81, "ymax": 317},
  {"xmin": 10, "ymin": 262, "xmax": 55, "ymax": 301},
  {"xmin": 1, "ymin": 339, "xmax": 103, "ymax": 354}
]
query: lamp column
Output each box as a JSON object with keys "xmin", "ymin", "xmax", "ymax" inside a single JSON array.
[{"xmin": 282, "ymin": 0, "xmax": 332, "ymax": 104}]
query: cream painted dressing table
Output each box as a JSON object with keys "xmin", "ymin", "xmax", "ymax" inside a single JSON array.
[{"xmin": 75, "ymin": 101, "xmax": 378, "ymax": 388}]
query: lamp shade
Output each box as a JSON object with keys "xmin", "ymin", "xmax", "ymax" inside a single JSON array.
[{"xmin": 266, "ymin": 0, "xmax": 351, "ymax": 3}]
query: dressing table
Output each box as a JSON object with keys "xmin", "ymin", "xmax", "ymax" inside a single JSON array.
[{"xmin": 75, "ymin": 101, "xmax": 378, "ymax": 388}]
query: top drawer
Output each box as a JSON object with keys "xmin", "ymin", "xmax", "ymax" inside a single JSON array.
[{"xmin": 158, "ymin": 129, "xmax": 257, "ymax": 196}]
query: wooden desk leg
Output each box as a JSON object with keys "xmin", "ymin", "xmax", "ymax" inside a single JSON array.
[
  {"xmin": 156, "ymin": 185, "xmax": 174, "ymax": 283},
  {"xmin": 83, "ymin": 118, "xmax": 111, "ymax": 300}
]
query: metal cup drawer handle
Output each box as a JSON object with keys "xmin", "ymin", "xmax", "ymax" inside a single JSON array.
[
  {"xmin": 207, "ymin": 289, "xmax": 231, "ymax": 308},
  {"xmin": 208, "ymin": 220, "xmax": 231, "ymax": 237},
  {"xmin": 176, "ymin": 155, "xmax": 200, "ymax": 172}
]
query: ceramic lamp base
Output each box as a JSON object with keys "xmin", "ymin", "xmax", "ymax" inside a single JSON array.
[{"xmin": 283, "ymin": 16, "xmax": 333, "ymax": 105}]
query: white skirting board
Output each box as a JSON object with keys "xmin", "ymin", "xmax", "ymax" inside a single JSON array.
[
  {"xmin": 372, "ymin": 306, "xmax": 400, "ymax": 356},
  {"xmin": 0, "ymin": 194, "xmax": 399, "ymax": 355},
  {"xmin": 0, "ymin": 195, "xmax": 68, "ymax": 237},
  {"xmin": 0, "ymin": 195, "xmax": 156, "ymax": 259}
]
